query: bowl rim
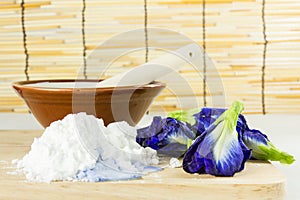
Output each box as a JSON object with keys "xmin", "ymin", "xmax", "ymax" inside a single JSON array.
[{"xmin": 12, "ymin": 79, "xmax": 166, "ymax": 92}]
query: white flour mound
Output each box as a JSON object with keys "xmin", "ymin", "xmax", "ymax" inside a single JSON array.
[
  {"xmin": 16, "ymin": 113, "xmax": 97, "ymax": 182},
  {"xmin": 15, "ymin": 113, "xmax": 158, "ymax": 183}
]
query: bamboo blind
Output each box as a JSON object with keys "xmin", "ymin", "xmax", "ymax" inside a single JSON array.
[{"xmin": 0, "ymin": 0, "xmax": 299, "ymax": 114}]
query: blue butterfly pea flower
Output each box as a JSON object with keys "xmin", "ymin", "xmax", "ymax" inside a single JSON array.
[
  {"xmin": 179, "ymin": 106, "xmax": 294, "ymax": 165},
  {"xmin": 240, "ymin": 119, "xmax": 295, "ymax": 164},
  {"xmin": 136, "ymin": 116, "xmax": 195, "ymax": 157},
  {"xmin": 183, "ymin": 101, "xmax": 251, "ymax": 176}
]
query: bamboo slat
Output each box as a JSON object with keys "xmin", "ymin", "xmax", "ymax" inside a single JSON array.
[{"xmin": 0, "ymin": 0, "xmax": 299, "ymax": 114}]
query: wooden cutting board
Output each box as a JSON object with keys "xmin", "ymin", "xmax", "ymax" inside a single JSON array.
[{"xmin": 0, "ymin": 130, "xmax": 285, "ymax": 200}]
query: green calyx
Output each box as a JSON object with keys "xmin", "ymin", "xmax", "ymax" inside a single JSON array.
[
  {"xmin": 214, "ymin": 101, "xmax": 244, "ymax": 132},
  {"xmin": 168, "ymin": 108, "xmax": 200, "ymax": 125},
  {"xmin": 254, "ymin": 142, "xmax": 295, "ymax": 164}
]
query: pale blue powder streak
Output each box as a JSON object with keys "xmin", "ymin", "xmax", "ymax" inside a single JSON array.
[{"xmin": 75, "ymin": 159, "xmax": 161, "ymax": 182}]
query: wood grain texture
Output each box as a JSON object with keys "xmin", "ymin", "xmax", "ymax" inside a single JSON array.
[{"xmin": 0, "ymin": 130, "xmax": 286, "ymax": 200}]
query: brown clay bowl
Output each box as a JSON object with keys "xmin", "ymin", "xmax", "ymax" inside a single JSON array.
[{"xmin": 12, "ymin": 79, "xmax": 165, "ymax": 128}]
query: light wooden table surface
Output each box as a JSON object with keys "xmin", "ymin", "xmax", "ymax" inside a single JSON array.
[{"xmin": 0, "ymin": 130, "xmax": 286, "ymax": 200}]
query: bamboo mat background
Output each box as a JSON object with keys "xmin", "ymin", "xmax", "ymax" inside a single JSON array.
[{"xmin": 0, "ymin": 0, "xmax": 299, "ymax": 114}]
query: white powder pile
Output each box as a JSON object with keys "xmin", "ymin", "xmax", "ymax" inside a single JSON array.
[
  {"xmin": 76, "ymin": 121, "xmax": 160, "ymax": 182},
  {"xmin": 26, "ymin": 82, "xmax": 97, "ymax": 88},
  {"xmin": 169, "ymin": 158, "xmax": 181, "ymax": 168},
  {"xmin": 14, "ymin": 113, "xmax": 159, "ymax": 183}
]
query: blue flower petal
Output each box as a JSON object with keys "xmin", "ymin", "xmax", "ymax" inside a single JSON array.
[
  {"xmin": 136, "ymin": 117, "xmax": 196, "ymax": 157},
  {"xmin": 203, "ymin": 122, "xmax": 245, "ymax": 176},
  {"xmin": 182, "ymin": 129, "xmax": 207, "ymax": 173},
  {"xmin": 193, "ymin": 107, "xmax": 249, "ymax": 138},
  {"xmin": 242, "ymin": 129, "xmax": 268, "ymax": 147},
  {"xmin": 184, "ymin": 122, "xmax": 247, "ymax": 176},
  {"xmin": 236, "ymin": 114, "xmax": 249, "ymax": 134},
  {"xmin": 137, "ymin": 116, "xmax": 163, "ymax": 139},
  {"xmin": 237, "ymin": 131, "xmax": 252, "ymax": 171},
  {"xmin": 193, "ymin": 108, "xmax": 226, "ymax": 135}
]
